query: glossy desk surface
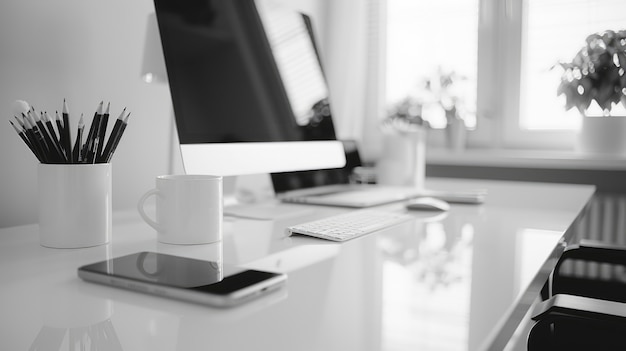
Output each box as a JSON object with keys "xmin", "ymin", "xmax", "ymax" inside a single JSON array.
[{"xmin": 0, "ymin": 178, "xmax": 594, "ymax": 351}]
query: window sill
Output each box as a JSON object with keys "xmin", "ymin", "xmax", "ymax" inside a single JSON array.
[{"xmin": 426, "ymin": 147, "xmax": 626, "ymax": 171}]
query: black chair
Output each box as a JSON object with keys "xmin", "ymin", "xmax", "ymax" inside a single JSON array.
[{"xmin": 528, "ymin": 240, "xmax": 626, "ymax": 350}]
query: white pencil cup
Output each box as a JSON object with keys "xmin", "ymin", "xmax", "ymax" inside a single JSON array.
[{"xmin": 38, "ymin": 163, "xmax": 112, "ymax": 248}]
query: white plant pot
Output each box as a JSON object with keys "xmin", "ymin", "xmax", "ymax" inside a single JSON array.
[
  {"xmin": 376, "ymin": 129, "xmax": 426, "ymax": 190},
  {"xmin": 446, "ymin": 117, "xmax": 467, "ymax": 152},
  {"xmin": 578, "ymin": 116, "xmax": 626, "ymax": 155}
]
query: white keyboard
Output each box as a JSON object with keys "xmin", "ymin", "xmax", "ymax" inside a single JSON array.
[{"xmin": 286, "ymin": 210, "xmax": 414, "ymax": 242}]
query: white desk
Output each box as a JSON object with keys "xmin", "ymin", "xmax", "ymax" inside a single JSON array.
[{"xmin": 0, "ymin": 178, "xmax": 594, "ymax": 351}]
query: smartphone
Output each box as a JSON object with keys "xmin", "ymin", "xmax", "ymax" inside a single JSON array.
[{"xmin": 78, "ymin": 252, "xmax": 286, "ymax": 308}]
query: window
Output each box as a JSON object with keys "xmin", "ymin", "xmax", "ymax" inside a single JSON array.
[
  {"xmin": 386, "ymin": 0, "xmax": 478, "ymax": 129},
  {"xmin": 386, "ymin": 0, "xmax": 626, "ymax": 149},
  {"xmin": 521, "ymin": 0, "xmax": 626, "ymax": 131}
]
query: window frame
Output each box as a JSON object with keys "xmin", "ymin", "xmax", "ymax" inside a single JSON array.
[{"xmin": 474, "ymin": 0, "xmax": 578, "ymax": 150}]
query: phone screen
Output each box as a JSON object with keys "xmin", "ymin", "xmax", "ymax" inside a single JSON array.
[{"xmin": 79, "ymin": 252, "xmax": 282, "ymax": 296}]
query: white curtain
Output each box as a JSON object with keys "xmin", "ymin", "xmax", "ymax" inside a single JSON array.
[{"xmin": 320, "ymin": 0, "xmax": 387, "ymax": 163}]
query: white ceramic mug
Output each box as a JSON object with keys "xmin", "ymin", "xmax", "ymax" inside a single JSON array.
[
  {"xmin": 38, "ymin": 163, "xmax": 112, "ymax": 248},
  {"xmin": 137, "ymin": 175, "xmax": 223, "ymax": 245}
]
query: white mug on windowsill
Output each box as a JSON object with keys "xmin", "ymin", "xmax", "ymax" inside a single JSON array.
[{"xmin": 137, "ymin": 174, "xmax": 223, "ymax": 245}]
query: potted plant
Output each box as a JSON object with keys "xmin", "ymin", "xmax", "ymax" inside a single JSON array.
[
  {"xmin": 377, "ymin": 97, "xmax": 428, "ymax": 188},
  {"xmin": 557, "ymin": 29, "xmax": 626, "ymax": 154},
  {"xmin": 417, "ymin": 67, "xmax": 473, "ymax": 151}
]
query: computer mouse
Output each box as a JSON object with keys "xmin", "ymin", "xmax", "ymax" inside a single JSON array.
[{"xmin": 405, "ymin": 197, "xmax": 450, "ymax": 211}]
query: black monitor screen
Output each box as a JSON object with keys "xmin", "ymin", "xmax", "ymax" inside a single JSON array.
[{"xmin": 154, "ymin": 0, "xmax": 338, "ymax": 144}]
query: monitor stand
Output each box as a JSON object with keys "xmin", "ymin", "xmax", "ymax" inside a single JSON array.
[
  {"xmin": 170, "ymin": 134, "xmax": 313, "ymax": 220},
  {"xmin": 222, "ymin": 174, "xmax": 314, "ymax": 220}
]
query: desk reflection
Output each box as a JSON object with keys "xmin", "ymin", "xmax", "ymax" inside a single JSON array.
[
  {"xmin": 1, "ymin": 179, "xmax": 593, "ymax": 351},
  {"xmin": 30, "ymin": 319, "xmax": 122, "ymax": 351},
  {"xmin": 32, "ymin": 245, "xmax": 122, "ymax": 351}
]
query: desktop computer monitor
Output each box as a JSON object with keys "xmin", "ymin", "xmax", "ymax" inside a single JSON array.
[{"xmin": 153, "ymin": 0, "xmax": 346, "ymax": 176}]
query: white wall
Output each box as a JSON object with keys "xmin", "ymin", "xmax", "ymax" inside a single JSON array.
[
  {"xmin": 0, "ymin": 0, "xmax": 172, "ymax": 227},
  {"xmin": 320, "ymin": 0, "xmax": 385, "ymax": 163},
  {"xmin": 0, "ymin": 0, "xmax": 370, "ymax": 228}
]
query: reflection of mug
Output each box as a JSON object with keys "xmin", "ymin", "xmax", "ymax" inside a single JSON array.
[
  {"xmin": 138, "ymin": 175, "xmax": 222, "ymax": 245},
  {"xmin": 136, "ymin": 251, "xmax": 223, "ymax": 287}
]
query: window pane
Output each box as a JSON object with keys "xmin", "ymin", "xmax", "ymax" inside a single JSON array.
[
  {"xmin": 386, "ymin": 0, "xmax": 478, "ymax": 129},
  {"xmin": 521, "ymin": 0, "xmax": 626, "ymax": 130}
]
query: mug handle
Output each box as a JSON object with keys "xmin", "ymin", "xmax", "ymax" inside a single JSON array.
[{"xmin": 137, "ymin": 189, "xmax": 161, "ymax": 231}]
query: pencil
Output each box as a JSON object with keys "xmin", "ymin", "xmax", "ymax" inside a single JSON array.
[
  {"xmin": 82, "ymin": 101, "xmax": 103, "ymax": 161},
  {"xmin": 97, "ymin": 108, "xmax": 125, "ymax": 163},
  {"xmin": 29, "ymin": 109, "xmax": 52, "ymax": 155},
  {"xmin": 13, "ymin": 99, "xmax": 130, "ymax": 164},
  {"xmin": 33, "ymin": 110, "xmax": 63, "ymax": 163},
  {"xmin": 13, "ymin": 115, "xmax": 25, "ymax": 129},
  {"xmin": 26, "ymin": 110, "xmax": 51, "ymax": 161},
  {"xmin": 12, "ymin": 115, "xmax": 36, "ymax": 157},
  {"xmin": 54, "ymin": 111, "xmax": 65, "ymax": 158},
  {"xmin": 104, "ymin": 112, "xmax": 130, "ymax": 163},
  {"xmin": 62, "ymin": 99, "xmax": 72, "ymax": 159},
  {"xmin": 22, "ymin": 114, "xmax": 48, "ymax": 163},
  {"xmin": 43, "ymin": 112, "xmax": 67, "ymax": 162},
  {"xmin": 72, "ymin": 114, "xmax": 84, "ymax": 163},
  {"xmin": 9, "ymin": 120, "xmax": 41, "ymax": 162},
  {"xmin": 55, "ymin": 111, "xmax": 65, "ymax": 156},
  {"xmin": 96, "ymin": 102, "xmax": 110, "ymax": 159},
  {"xmin": 89, "ymin": 138, "xmax": 100, "ymax": 164}
]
